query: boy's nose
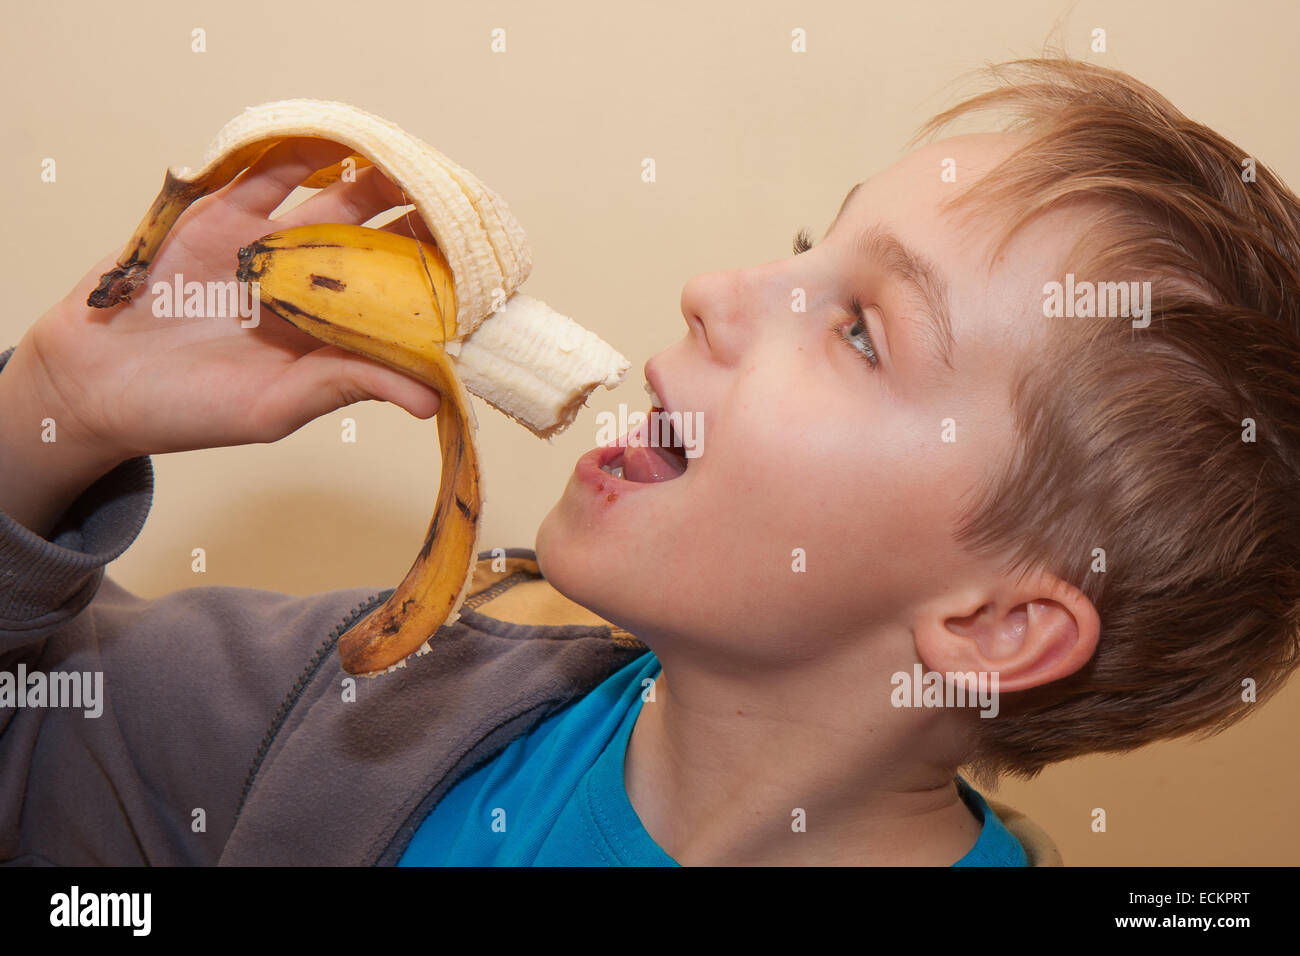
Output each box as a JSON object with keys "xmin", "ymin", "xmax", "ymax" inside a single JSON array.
[
  {"xmin": 679, "ymin": 267, "xmax": 769, "ymax": 363},
  {"xmin": 681, "ymin": 258, "xmax": 814, "ymax": 366}
]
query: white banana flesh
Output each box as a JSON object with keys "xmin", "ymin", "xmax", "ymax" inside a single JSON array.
[{"xmin": 457, "ymin": 294, "xmax": 630, "ymax": 438}]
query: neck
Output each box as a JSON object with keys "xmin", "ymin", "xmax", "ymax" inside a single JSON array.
[{"xmin": 622, "ymin": 652, "xmax": 982, "ymax": 867}]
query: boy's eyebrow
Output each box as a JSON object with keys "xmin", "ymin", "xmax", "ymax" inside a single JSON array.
[{"xmin": 827, "ymin": 183, "xmax": 956, "ymax": 374}]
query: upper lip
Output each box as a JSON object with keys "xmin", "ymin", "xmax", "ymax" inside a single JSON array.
[{"xmin": 644, "ymin": 359, "xmax": 694, "ymax": 456}]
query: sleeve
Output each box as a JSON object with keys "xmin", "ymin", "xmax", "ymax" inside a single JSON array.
[
  {"xmin": 0, "ymin": 344, "xmax": 384, "ymax": 865},
  {"xmin": 0, "ymin": 345, "xmax": 156, "ymax": 646}
]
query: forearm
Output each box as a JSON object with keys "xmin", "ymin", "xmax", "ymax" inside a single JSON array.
[{"xmin": 0, "ymin": 331, "xmax": 125, "ymax": 540}]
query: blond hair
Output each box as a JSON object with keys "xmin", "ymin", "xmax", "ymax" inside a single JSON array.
[{"xmin": 915, "ymin": 57, "xmax": 1300, "ymax": 789}]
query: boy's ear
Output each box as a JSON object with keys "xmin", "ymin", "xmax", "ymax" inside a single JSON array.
[{"xmin": 911, "ymin": 570, "xmax": 1100, "ymax": 693}]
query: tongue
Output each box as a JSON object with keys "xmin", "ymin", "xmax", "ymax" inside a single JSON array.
[{"xmin": 623, "ymin": 444, "xmax": 687, "ymax": 483}]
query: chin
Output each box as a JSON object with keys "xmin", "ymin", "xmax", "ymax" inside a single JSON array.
[
  {"xmin": 534, "ymin": 500, "xmax": 630, "ymax": 626},
  {"xmin": 534, "ymin": 499, "xmax": 588, "ymax": 604},
  {"xmin": 533, "ymin": 505, "xmax": 561, "ymax": 579}
]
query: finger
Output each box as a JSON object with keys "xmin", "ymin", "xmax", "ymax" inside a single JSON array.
[
  {"xmin": 333, "ymin": 351, "xmax": 442, "ymax": 420},
  {"xmin": 272, "ymin": 163, "xmax": 410, "ymax": 230},
  {"xmin": 255, "ymin": 346, "xmax": 441, "ymax": 440},
  {"xmin": 375, "ymin": 209, "xmax": 439, "ymax": 245},
  {"xmin": 220, "ymin": 138, "xmax": 356, "ymax": 218}
]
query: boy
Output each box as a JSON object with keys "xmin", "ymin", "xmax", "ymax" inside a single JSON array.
[{"xmin": 2, "ymin": 56, "xmax": 1297, "ymax": 866}]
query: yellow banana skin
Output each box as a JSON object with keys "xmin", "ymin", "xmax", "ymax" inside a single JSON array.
[
  {"xmin": 236, "ymin": 222, "xmax": 459, "ymax": 348},
  {"xmin": 236, "ymin": 223, "xmax": 481, "ymax": 676}
]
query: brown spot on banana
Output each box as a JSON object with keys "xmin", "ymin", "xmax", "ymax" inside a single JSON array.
[
  {"xmin": 267, "ymin": 296, "xmax": 316, "ymax": 320},
  {"xmin": 235, "ymin": 243, "xmax": 267, "ymax": 281},
  {"xmin": 309, "ymin": 274, "xmax": 347, "ymax": 292}
]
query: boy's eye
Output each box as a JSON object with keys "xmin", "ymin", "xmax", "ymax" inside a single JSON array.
[
  {"xmin": 830, "ymin": 295, "xmax": 879, "ymax": 370},
  {"xmin": 792, "ymin": 229, "xmax": 878, "ymax": 368}
]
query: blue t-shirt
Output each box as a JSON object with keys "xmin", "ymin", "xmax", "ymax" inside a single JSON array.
[{"xmin": 398, "ymin": 650, "xmax": 1027, "ymax": 866}]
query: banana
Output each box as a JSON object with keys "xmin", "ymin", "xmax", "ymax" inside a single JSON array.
[
  {"xmin": 85, "ymin": 99, "xmax": 630, "ymax": 676},
  {"xmin": 236, "ymin": 222, "xmax": 480, "ymax": 675},
  {"xmin": 300, "ymin": 154, "xmax": 373, "ymax": 188}
]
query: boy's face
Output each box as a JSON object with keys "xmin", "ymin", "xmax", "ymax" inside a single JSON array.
[{"xmin": 537, "ymin": 133, "xmax": 1063, "ymax": 658}]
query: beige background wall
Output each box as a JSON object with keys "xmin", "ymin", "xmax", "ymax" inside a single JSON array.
[{"xmin": 5, "ymin": 0, "xmax": 1297, "ymax": 864}]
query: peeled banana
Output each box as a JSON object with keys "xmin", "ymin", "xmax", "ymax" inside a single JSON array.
[{"xmin": 85, "ymin": 99, "xmax": 630, "ymax": 676}]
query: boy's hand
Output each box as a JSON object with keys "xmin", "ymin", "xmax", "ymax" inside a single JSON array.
[{"xmin": 27, "ymin": 138, "xmax": 443, "ymax": 465}]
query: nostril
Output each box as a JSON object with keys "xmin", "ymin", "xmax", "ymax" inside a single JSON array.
[{"xmin": 690, "ymin": 314, "xmax": 709, "ymax": 347}]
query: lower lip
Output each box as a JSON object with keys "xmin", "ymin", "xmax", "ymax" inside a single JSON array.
[{"xmin": 574, "ymin": 417, "xmax": 679, "ymax": 494}]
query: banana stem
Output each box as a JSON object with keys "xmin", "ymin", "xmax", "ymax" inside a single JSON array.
[
  {"xmin": 87, "ymin": 170, "xmax": 203, "ymax": 307},
  {"xmin": 86, "ymin": 141, "xmax": 276, "ymax": 309}
]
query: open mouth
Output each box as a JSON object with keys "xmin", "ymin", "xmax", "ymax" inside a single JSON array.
[{"xmin": 601, "ymin": 404, "xmax": 691, "ymax": 483}]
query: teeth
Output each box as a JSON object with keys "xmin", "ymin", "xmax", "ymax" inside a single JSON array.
[
  {"xmin": 600, "ymin": 463, "xmax": 624, "ymax": 479},
  {"xmin": 644, "ymin": 379, "xmax": 663, "ymax": 409}
]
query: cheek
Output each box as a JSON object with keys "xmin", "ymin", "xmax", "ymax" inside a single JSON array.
[{"xmin": 696, "ymin": 394, "xmax": 963, "ymax": 612}]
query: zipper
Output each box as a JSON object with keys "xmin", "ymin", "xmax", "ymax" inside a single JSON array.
[{"xmin": 232, "ymin": 589, "xmax": 392, "ymax": 822}]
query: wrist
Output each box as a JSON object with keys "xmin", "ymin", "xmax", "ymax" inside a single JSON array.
[
  {"xmin": 0, "ymin": 334, "xmax": 128, "ymax": 538},
  {"xmin": 14, "ymin": 296, "xmax": 132, "ymax": 461}
]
